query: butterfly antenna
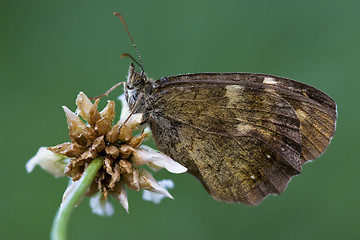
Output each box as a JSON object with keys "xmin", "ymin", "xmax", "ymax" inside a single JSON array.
[
  {"xmin": 114, "ymin": 12, "xmax": 145, "ymax": 74},
  {"xmin": 120, "ymin": 53, "xmax": 142, "ymax": 70}
]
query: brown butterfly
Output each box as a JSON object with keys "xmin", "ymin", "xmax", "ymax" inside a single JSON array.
[{"xmin": 115, "ymin": 13, "xmax": 337, "ymax": 206}]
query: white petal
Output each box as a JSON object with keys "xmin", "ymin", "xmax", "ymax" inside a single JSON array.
[
  {"xmin": 118, "ymin": 94, "xmax": 143, "ymax": 129},
  {"xmin": 131, "ymin": 147, "xmax": 187, "ymax": 174},
  {"xmin": 110, "ymin": 180, "xmax": 129, "ymax": 213},
  {"xmin": 142, "ymin": 179, "xmax": 175, "ymax": 204},
  {"xmin": 89, "ymin": 193, "xmax": 114, "ymax": 217},
  {"xmin": 142, "ymin": 126, "xmax": 153, "ymax": 141},
  {"xmin": 125, "ymin": 113, "xmax": 143, "ymax": 129},
  {"xmin": 139, "ymin": 169, "xmax": 173, "ymax": 199},
  {"xmin": 26, "ymin": 147, "xmax": 68, "ymax": 177},
  {"xmin": 118, "ymin": 94, "xmax": 130, "ymax": 122},
  {"xmin": 118, "ymin": 188, "xmax": 129, "ymax": 213},
  {"xmin": 147, "ymin": 163, "xmax": 163, "ymax": 172}
]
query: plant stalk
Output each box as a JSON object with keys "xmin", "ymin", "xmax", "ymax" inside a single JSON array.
[{"xmin": 51, "ymin": 158, "xmax": 103, "ymax": 240}]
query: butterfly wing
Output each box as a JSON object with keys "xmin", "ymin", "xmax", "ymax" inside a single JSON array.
[
  {"xmin": 257, "ymin": 75, "xmax": 337, "ymax": 163},
  {"xmin": 145, "ymin": 73, "xmax": 337, "ymax": 205}
]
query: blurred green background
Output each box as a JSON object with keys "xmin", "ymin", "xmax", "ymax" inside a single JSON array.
[{"xmin": 1, "ymin": 0, "xmax": 359, "ymax": 239}]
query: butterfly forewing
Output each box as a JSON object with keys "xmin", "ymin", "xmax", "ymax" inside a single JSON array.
[{"xmin": 153, "ymin": 73, "xmax": 337, "ymax": 163}]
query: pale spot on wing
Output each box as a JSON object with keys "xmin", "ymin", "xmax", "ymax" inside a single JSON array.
[
  {"xmin": 236, "ymin": 123, "xmax": 252, "ymax": 134},
  {"xmin": 263, "ymin": 77, "xmax": 278, "ymax": 85},
  {"xmin": 250, "ymin": 175, "xmax": 255, "ymax": 179},
  {"xmin": 295, "ymin": 109, "xmax": 308, "ymax": 121},
  {"xmin": 266, "ymin": 154, "xmax": 271, "ymax": 159},
  {"xmin": 265, "ymin": 88, "xmax": 279, "ymax": 95},
  {"xmin": 225, "ymin": 85, "xmax": 244, "ymax": 106}
]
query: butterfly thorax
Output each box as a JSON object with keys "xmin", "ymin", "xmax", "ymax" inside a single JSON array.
[{"xmin": 124, "ymin": 63, "xmax": 154, "ymax": 118}]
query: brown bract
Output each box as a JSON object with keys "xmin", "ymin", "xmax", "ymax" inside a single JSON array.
[{"xmin": 48, "ymin": 92, "xmax": 149, "ymax": 204}]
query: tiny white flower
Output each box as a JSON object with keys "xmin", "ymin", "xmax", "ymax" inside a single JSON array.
[
  {"xmin": 26, "ymin": 147, "xmax": 68, "ymax": 177},
  {"xmin": 89, "ymin": 193, "xmax": 114, "ymax": 217},
  {"xmin": 142, "ymin": 179, "xmax": 175, "ymax": 204}
]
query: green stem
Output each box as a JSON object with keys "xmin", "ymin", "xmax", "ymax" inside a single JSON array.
[{"xmin": 51, "ymin": 158, "xmax": 103, "ymax": 240}]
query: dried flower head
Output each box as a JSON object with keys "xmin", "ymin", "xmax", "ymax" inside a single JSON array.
[{"xmin": 29, "ymin": 92, "xmax": 186, "ymax": 213}]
